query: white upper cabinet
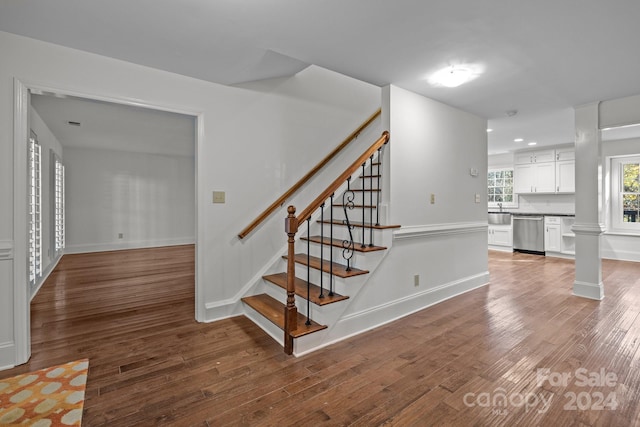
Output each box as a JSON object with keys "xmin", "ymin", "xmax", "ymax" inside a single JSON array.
[
  {"xmin": 513, "ymin": 147, "xmax": 574, "ymax": 194},
  {"xmin": 556, "ymin": 160, "xmax": 575, "ymax": 193},
  {"xmin": 515, "ymin": 149, "xmax": 556, "ymax": 165},
  {"xmin": 555, "ymin": 148, "xmax": 575, "ymax": 161},
  {"xmin": 514, "ymin": 162, "xmax": 556, "ymax": 193}
]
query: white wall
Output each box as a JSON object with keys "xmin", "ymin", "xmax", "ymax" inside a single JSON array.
[
  {"xmin": 28, "ymin": 106, "xmax": 64, "ymax": 295},
  {"xmin": 64, "ymin": 147, "xmax": 195, "ymax": 253},
  {"xmin": 345, "ymin": 85, "xmax": 490, "ymax": 324},
  {"xmin": 0, "ymin": 30, "xmax": 381, "ymax": 368},
  {"xmin": 602, "ymin": 137, "xmax": 640, "ymax": 261},
  {"xmin": 387, "ymin": 86, "xmax": 488, "ymax": 226}
]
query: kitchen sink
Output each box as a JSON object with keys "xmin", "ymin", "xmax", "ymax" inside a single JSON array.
[{"xmin": 488, "ymin": 212, "xmax": 512, "ymax": 225}]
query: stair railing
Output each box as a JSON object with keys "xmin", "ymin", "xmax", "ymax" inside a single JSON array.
[
  {"xmin": 238, "ymin": 109, "xmax": 381, "ymax": 239},
  {"xmin": 283, "ymin": 131, "xmax": 389, "ymax": 354}
]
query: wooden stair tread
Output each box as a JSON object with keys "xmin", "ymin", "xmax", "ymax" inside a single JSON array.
[
  {"xmin": 319, "ymin": 219, "xmax": 401, "ymax": 230},
  {"xmin": 283, "ymin": 254, "xmax": 369, "ymax": 278},
  {"xmin": 263, "ymin": 273, "xmax": 349, "ymax": 306},
  {"xmin": 241, "ymin": 294, "xmax": 327, "ymax": 338},
  {"xmin": 302, "ymin": 236, "xmax": 387, "ymax": 252}
]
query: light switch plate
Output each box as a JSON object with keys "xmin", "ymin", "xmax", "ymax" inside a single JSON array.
[
  {"xmin": 475, "ymin": 193, "xmax": 481, "ymax": 203},
  {"xmin": 212, "ymin": 191, "xmax": 226, "ymax": 204}
]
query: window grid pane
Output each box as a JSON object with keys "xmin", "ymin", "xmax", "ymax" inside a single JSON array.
[
  {"xmin": 29, "ymin": 135, "xmax": 42, "ymax": 284},
  {"xmin": 621, "ymin": 162, "xmax": 640, "ymax": 224},
  {"xmin": 54, "ymin": 160, "xmax": 65, "ymax": 252},
  {"xmin": 488, "ymin": 168, "xmax": 514, "ymax": 204}
]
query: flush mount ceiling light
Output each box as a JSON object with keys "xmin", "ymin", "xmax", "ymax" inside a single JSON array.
[
  {"xmin": 486, "ymin": 128, "xmax": 493, "ymax": 133},
  {"xmin": 514, "ymin": 138, "xmax": 524, "ymax": 142},
  {"xmin": 528, "ymin": 142, "xmax": 537, "ymax": 146},
  {"xmin": 428, "ymin": 64, "xmax": 482, "ymax": 88}
]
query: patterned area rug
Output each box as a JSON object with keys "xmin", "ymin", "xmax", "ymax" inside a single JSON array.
[{"xmin": 0, "ymin": 359, "xmax": 88, "ymax": 426}]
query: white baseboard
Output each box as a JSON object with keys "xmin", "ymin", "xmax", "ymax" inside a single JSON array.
[
  {"xmin": 489, "ymin": 246, "xmax": 513, "ymax": 253},
  {"xmin": 65, "ymin": 237, "xmax": 195, "ymax": 254},
  {"xmin": 602, "ymin": 249, "xmax": 640, "ymax": 263},
  {"xmin": 0, "ymin": 341, "xmax": 15, "ymax": 371}
]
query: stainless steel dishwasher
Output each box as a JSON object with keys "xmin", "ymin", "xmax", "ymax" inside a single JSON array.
[{"xmin": 512, "ymin": 215, "xmax": 544, "ymax": 254}]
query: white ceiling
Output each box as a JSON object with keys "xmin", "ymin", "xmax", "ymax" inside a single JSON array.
[
  {"xmin": 4, "ymin": 0, "xmax": 640, "ymax": 153},
  {"xmin": 30, "ymin": 94, "xmax": 195, "ymax": 157}
]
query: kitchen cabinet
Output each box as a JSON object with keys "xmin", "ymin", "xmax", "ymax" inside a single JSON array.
[
  {"xmin": 555, "ymin": 148, "xmax": 575, "ymax": 193},
  {"xmin": 514, "ymin": 162, "xmax": 556, "ymax": 193},
  {"xmin": 544, "ymin": 216, "xmax": 575, "ymax": 257},
  {"xmin": 544, "ymin": 217, "xmax": 561, "ymax": 252},
  {"xmin": 488, "ymin": 225, "xmax": 512, "ymax": 248},
  {"xmin": 515, "ymin": 149, "xmax": 556, "ymax": 164},
  {"xmin": 514, "ymin": 147, "xmax": 574, "ymax": 194},
  {"xmin": 556, "ymin": 160, "xmax": 575, "ymax": 193}
]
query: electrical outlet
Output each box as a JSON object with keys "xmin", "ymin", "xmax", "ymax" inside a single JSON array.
[
  {"xmin": 475, "ymin": 193, "xmax": 481, "ymax": 203},
  {"xmin": 414, "ymin": 274, "xmax": 420, "ymax": 287},
  {"xmin": 430, "ymin": 194, "xmax": 435, "ymax": 204},
  {"xmin": 118, "ymin": 233, "xmax": 124, "ymax": 239}
]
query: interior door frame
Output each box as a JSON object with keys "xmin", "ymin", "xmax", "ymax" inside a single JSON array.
[{"xmin": 12, "ymin": 78, "xmax": 204, "ymax": 366}]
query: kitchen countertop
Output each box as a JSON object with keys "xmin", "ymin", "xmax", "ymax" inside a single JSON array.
[{"xmin": 488, "ymin": 211, "xmax": 575, "ymax": 217}]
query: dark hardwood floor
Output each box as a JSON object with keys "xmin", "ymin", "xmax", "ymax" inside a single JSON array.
[{"xmin": 2, "ymin": 246, "xmax": 640, "ymax": 426}]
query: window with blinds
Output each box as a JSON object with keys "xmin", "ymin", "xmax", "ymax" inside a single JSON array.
[
  {"xmin": 54, "ymin": 158, "xmax": 65, "ymax": 255},
  {"xmin": 29, "ymin": 131, "xmax": 42, "ymax": 284}
]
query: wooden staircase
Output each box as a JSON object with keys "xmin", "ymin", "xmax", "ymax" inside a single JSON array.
[{"xmin": 240, "ymin": 130, "xmax": 399, "ymax": 355}]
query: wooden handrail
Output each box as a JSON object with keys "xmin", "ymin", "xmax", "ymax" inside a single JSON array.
[
  {"xmin": 296, "ymin": 131, "xmax": 390, "ymax": 225},
  {"xmin": 237, "ymin": 108, "xmax": 382, "ymax": 239}
]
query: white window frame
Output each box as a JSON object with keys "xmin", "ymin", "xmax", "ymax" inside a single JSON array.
[
  {"xmin": 29, "ymin": 131, "xmax": 42, "ymax": 285},
  {"xmin": 610, "ymin": 155, "xmax": 640, "ymax": 234},
  {"xmin": 488, "ymin": 167, "xmax": 518, "ymax": 209},
  {"xmin": 54, "ymin": 156, "xmax": 65, "ymax": 256}
]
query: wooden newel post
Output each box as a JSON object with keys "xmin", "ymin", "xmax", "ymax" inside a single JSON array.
[{"xmin": 284, "ymin": 205, "xmax": 298, "ymax": 355}]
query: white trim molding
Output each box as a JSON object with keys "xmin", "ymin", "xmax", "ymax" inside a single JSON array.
[
  {"xmin": 394, "ymin": 222, "xmax": 487, "ymax": 240},
  {"xmin": 0, "ymin": 241, "xmax": 13, "ymax": 260},
  {"xmin": 64, "ymin": 238, "xmax": 195, "ymax": 255},
  {"xmin": 572, "ymin": 223, "xmax": 605, "ymax": 236},
  {"xmin": 573, "ymin": 280, "xmax": 604, "ymax": 301}
]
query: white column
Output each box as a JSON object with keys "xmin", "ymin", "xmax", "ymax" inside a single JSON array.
[{"xmin": 572, "ymin": 102, "xmax": 604, "ymax": 300}]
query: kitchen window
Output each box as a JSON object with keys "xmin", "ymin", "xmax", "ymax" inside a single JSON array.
[
  {"xmin": 611, "ymin": 155, "xmax": 640, "ymax": 232},
  {"xmin": 488, "ymin": 168, "xmax": 516, "ymax": 208}
]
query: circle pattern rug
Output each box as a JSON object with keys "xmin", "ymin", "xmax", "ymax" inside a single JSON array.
[{"xmin": 0, "ymin": 359, "xmax": 88, "ymax": 426}]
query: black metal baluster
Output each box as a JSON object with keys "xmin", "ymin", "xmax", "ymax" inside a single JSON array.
[
  {"xmin": 369, "ymin": 155, "xmax": 374, "ymax": 246},
  {"xmin": 306, "ymin": 218, "xmax": 311, "ymax": 326},
  {"xmin": 361, "ymin": 163, "xmax": 366, "ymax": 248},
  {"xmin": 376, "ymin": 147, "xmax": 382, "ymax": 226},
  {"xmin": 342, "ymin": 178, "xmax": 354, "ymax": 272},
  {"xmin": 319, "ymin": 202, "xmax": 325, "ymax": 299},
  {"xmin": 329, "ymin": 193, "xmax": 334, "ymax": 296}
]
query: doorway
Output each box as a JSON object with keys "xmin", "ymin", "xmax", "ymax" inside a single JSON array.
[{"xmin": 13, "ymin": 81, "xmax": 202, "ymax": 365}]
